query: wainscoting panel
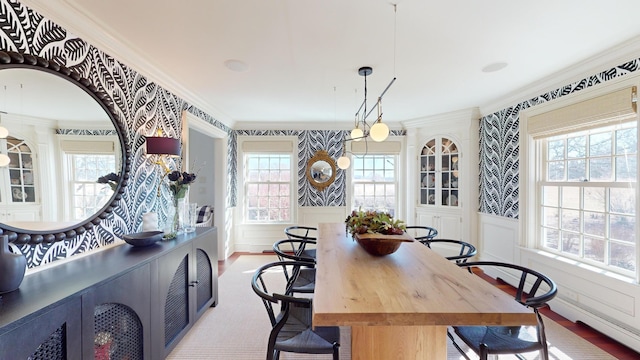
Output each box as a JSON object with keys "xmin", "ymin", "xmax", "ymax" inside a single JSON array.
[
  {"xmin": 478, "ymin": 213, "xmax": 519, "ymax": 263},
  {"xmin": 234, "ymin": 224, "xmax": 285, "ymax": 253},
  {"xmin": 298, "ymin": 207, "xmax": 346, "ymax": 230}
]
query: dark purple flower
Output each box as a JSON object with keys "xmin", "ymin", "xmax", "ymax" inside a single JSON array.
[
  {"xmin": 97, "ymin": 172, "xmax": 118, "ymax": 183},
  {"xmin": 167, "ymin": 170, "xmax": 181, "ymax": 182},
  {"xmin": 181, "ymin": 172, "xmax": 197, "ymax": 185}
]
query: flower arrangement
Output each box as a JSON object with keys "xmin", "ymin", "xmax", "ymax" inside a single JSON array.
[
  {"xmin": 345, "ymin": 209, "xmax": 406, "ymax": 238},
  {"xmin": 166, "ymin": 170, "xmax": 197, "ymax": 199},
  {"xmin": 97, "ymin": 172, "xmax": 119, "ymax": 191}
]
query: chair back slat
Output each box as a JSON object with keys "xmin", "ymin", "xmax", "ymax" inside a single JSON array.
[{"xmin": 285, "ymin": 225, "xmax": 318, "ymax": 241}]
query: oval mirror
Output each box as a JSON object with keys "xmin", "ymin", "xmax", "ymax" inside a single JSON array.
[
  {"xmin": 0, "ymin": 51, "xmax": 130, "ymax": 244},
  {"xmin": 306, "ymin": 150, "xmax": 336, "ymax": 191}
]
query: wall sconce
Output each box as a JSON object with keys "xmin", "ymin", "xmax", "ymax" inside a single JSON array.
[{"xmin": 145, "ymin": 135, "xmax": 181, "ymax": 173}]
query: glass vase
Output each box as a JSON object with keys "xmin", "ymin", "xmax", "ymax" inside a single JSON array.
[{"xmin": 174, "ymin": 187, "xmax": 189, "ymax": 234}]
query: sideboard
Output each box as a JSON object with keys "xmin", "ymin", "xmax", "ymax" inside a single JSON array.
[{"xmin": 0, "ymin": 227, "xmax": 218, "ymax": 359}]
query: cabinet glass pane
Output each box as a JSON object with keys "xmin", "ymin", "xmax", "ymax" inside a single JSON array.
[
  {"xmin": 419, "ymin": 137, "xmax": 460, "ymax": 207},
  {"xmin": 3, "ymin": 137, "xmax": 36, "ymax": 204}
]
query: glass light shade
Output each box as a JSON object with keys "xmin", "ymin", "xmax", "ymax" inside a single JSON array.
[
  {"xmin": 337, "ymin": 155, "xmax": 351, "ymax": 169},
  {"xmin": 350, "ymin": 127, "xmax": 363, "ymax": 141},
  {"xmin": 0, "ymin": 126, "xmax": 8, "ymax": 138},
  {"xmin": 370, "ymin": 121, "xmax": 389, "ymax": 142},
  {"xmin": 0, "ymin": 153, "xmax": 9, "ymax": 167}
]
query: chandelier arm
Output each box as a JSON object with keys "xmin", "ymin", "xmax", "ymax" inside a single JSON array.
[{"xmin": 363, "ymin": 77, "xmax": 396, "ymax": 121}]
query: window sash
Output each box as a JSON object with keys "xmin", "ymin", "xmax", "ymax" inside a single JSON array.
[
  {"xmin": 536, "ymin": 124, "xmax": 637, "ymax": 275},
  {"xmin": 351, "ymin": 154, "xmax": 398, "ymax": 215},
  {"xmin": 243, "ymin": 153, "xmax": 293, "ymax": 223}
]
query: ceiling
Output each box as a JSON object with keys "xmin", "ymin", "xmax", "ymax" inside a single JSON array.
[
  {"xmin": 21, "ymin": 0, "xmax": 640, "ymax": 128},
  {"xmin": 0, "ymin": 68, "xmax": 109, "ymax": 123}
]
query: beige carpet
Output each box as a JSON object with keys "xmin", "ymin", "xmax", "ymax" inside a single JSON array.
[{"xmin": 167, "ymin": 255, "xmax": 616, "ymax": 360}]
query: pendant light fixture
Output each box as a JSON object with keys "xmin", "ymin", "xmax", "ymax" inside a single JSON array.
[{"xmin": 339, "ymin": 4, "xmax": 398, "ymax": 169}]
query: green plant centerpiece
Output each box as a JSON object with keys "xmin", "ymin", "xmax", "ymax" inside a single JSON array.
[
  {"xmin": 345, "ymin": 209, "xmax": 406, "ymax": 236},
  {"xmin": 345, "ymin": 209, "xmax": 412, "ymax": 256}
]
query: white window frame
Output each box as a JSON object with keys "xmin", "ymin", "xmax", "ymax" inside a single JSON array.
[
  {"xmin": 66, "ymin": 152, "xmax": 117, "ymax": 221},
  {"xmin": 238, "ymin": 136, "xmax": 297, "ymax": 224},
  {"xmin": 59, "ymin": 136, "xmax": 118, "ymax": 222},
  {"xmin": 521, "ymin": 79, "xmax": 639, "ymax": 279},
  {"xmin": 350, "ymin": 153, "xmax": 399, "ymax": 215}
]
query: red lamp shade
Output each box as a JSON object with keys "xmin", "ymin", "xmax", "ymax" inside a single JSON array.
[{"xmin": 145, "ymin": 136, "xmax": 180, "ymax": 156}]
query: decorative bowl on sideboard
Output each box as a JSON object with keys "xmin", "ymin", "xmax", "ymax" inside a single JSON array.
[{"xmin": 123, "ymin": 231, "xmax": 164, "ymax": 247}]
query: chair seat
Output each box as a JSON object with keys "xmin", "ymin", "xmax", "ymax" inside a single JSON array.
[
  {"xmin": 454, "ymin": 325, "xmax": 543, "ymax": 355},
  {"xmin": 301, "ymin": 249, "xmax": 316, "ymax": 261},
  {"xmin": 290, "ymin": 267, "xmax": 316, "ymax": 293},
  {"xmin": 276, "ymin": 326, "xmax": 340, "ymax": 354}
]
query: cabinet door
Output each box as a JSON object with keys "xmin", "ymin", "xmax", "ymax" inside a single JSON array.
[
  {"xmin": 82, "ymin": 264, "xmax": 151, "ymax": 360},
  {"xmin": 193, "ymin": 229, "xmax": 218, "ymax": 319},
  {"xmin": 5, "ymin": 137, "xmax": 37, "ymax": 204},
  {"xmin": 0, "ymin": 297, "xmax": 82, "ymax": 360},
  {"xmin": 416, "ymin": 211, "xmax": 462, "ymax": 240},
  {"xmin": 438, "ymin": 213, "xmax": 462, "ymax": 240},
  {"xmin": 151, "ymin": 243, "xmax": 193, "ymax": 359},
  {"xmin": 419, "ymin": 137, "xmax": 460, "ymax": 208}
]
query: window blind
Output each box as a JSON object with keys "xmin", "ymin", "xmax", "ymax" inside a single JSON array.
[
  {"xmin": 60, "ymin": 140, "xmax": 115, "ymax": 153},
  {"xmin": 351, "ymin": 140, "xmax": 401, "ymax": 154},
  {"xmin": 528, "ymin": 86, "xmax": 637, "ymax": 138},
  {"xmin": 241, "ymin": 140, "xmax": 293, "ymax": 153}
]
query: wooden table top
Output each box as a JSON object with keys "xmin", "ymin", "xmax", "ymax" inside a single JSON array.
[{"xmin": 312, "ymin": 223, "xmax": 537, "ymax": 327}]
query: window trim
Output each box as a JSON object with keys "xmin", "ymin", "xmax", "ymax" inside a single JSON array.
[
  {"xmin": 520, "ymin": 78, "xmax": 639, "ymax": 279},
  {"xmin": 237, "ymin": 136, "xmax": 298, "ymax": 224}
]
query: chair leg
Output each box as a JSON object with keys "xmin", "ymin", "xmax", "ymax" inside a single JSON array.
[
  {"xmin": 333, "ymin": 343, "xmax": 340, "ymax": 360},
  {"xmin": 479, "ymin": 343, "xmax": 489, "ymax": 360}
]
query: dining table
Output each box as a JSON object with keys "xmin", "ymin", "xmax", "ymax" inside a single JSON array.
[{"xmin": 312, "ymin": 223, "xmax": 537, "ymax": 359}]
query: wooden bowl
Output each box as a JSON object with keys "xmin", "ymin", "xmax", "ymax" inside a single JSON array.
[{"xmin": 354, "ymin": 232, "xmax": 414, "ymax": 256}]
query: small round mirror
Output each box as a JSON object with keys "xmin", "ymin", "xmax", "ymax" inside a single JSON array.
[
  {"xmin": 310, "ymin": 160, "xmax": 333, "ymax": 183},
  {"xmin": 306, "ymin": 150, "xmax": 336, "ymax": 191}
]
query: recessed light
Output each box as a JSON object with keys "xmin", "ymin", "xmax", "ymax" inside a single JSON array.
[
  {"xmin": 482, "ymin": 62, "xmax": 508, "ymax": 73},
  {"xmin": 224, "ymin": 59, "xmax": 249, "ymax": 72}
]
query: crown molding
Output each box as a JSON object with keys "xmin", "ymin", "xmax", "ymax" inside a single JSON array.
[
  {"xmin": 20, "ymin": 0, "xmax": 235, "ymax": 128},
  {"xmin": 401, "ymin": 107, "xmax": 480, "ymax": 129},
  {"xmin": 479, "ymin": 35, "xmax": 640, "ymax": 117}
]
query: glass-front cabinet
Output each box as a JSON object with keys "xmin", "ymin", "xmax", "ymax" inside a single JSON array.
[
  {"xmin": 6, "ymin": 137, "xmax": 36, "ymax": 204},
  {"xmin": 0, "ymin": 136, "xmax": 39, "ymax": 222},
  {"xmin": 419, "ymin": 137, "xmax": 459, "ymax": 207}
]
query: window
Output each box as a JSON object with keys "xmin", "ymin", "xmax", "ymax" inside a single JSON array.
[
  {"xmin": 351, "ymin": 154, "xmax": 398, "ymax": 216},
  {"xmin": 244, "ymin": 153, "xmax": 292, "ymax": 223},
  {"xmin": 69, "ymin": 153, "xmax": 117, "ymax": 220},
  {"xmin": 538, "ymin": 124, "xmax": 637, "ymax": 273}
]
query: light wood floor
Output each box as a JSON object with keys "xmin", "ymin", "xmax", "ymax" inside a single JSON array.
[{"xmin": 219, "ymin": 252, "xmax": 640, "ymax": 360}]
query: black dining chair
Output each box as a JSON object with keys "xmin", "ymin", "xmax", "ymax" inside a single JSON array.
[
  {"xmin": 252, "ymin": 261, "xmax": 340, "ymax": 360},
  {"xmin": 404, "ymin": 225, "xmax": 438, "ymax": 245},
  {"xmin": 272, "ymin": 239, "xmax": 316, "ymax": 294},
  {"xmin": 284, "ymin": 225, "xmax": 317, "ymax": 241},
  {"xmin": 447, "ymin": 261, "xmax": 558, "ymax": 360},
  {"xmin": 284, "ymin": 225, "xmax": 317, "ymax": 260},
  {"xmin": 423, "ymin": 238, "xmax": 477, "ymax": 264}
]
